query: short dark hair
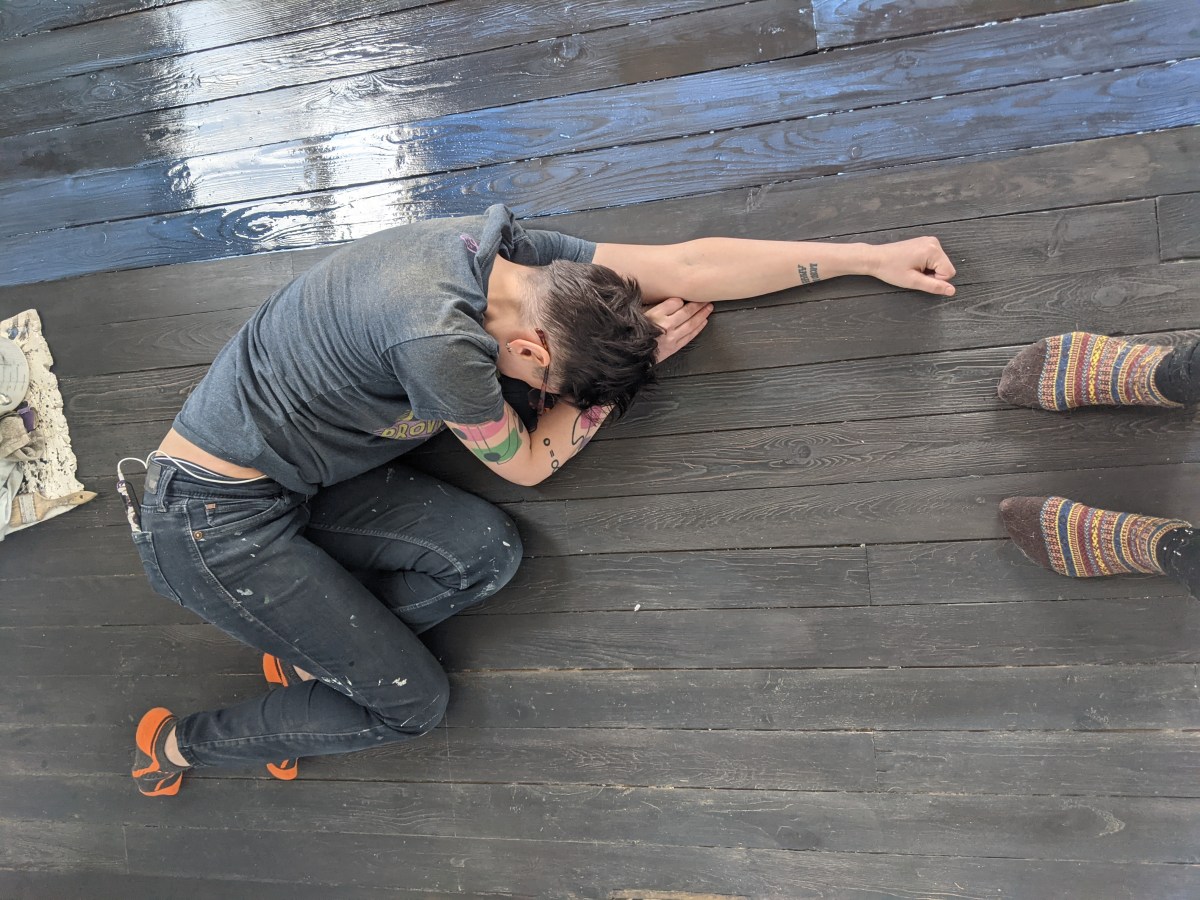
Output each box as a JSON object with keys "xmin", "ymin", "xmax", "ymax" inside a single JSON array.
[{"xmin": 529, "ymin": 260, "xmax": 659, "ymax": 417}]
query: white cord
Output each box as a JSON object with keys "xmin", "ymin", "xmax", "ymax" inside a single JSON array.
[{"xmin": 116, "ymin": 452, "xmax": 267, "ymax": 485}]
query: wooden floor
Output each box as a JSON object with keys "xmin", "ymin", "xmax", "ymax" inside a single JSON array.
[{"xmin": 1, "ymin": 0, "xmax": 1199, "ymax": 897}]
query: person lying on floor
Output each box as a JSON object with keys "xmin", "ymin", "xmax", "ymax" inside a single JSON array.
[
  {"xmin": 997, "ymin": 332, "xmax": 1200, "ymax": 599},
  {"xmin": 128, "ymin": 203, "xmax": 959, "ymax": 796}
]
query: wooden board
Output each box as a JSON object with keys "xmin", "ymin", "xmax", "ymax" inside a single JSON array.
[
  {"xmin": 812, "ymin": 0, "xmax": 1119, "ymax": 48},
  {"xmin": 5, "ymin": 0, "xmax": 1193, "ymax": 237},
  {"xmin": 1159, "ymin": 192, "xmax": 1200, "ymax": 259}
]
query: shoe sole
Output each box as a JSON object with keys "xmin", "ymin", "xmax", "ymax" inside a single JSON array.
[
  {"xmin": 133, "ymin": 707, "xmax": 182, "ymax": 797},
  {"xmin": 262, "ymin": 655, "xmax": 300, "ymax": 780}
]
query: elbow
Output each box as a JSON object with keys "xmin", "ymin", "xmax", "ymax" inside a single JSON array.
[{"xmin": 504, "ymin": 467, "xmax": 549, "ymax": 488}]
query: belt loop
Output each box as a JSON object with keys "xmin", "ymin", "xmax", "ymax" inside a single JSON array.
[
  {"xmin": 147, "ymin": 461, "xmax": 175, "ymax": 512},
  {"xmin": 144, "ymin": 459, "xmax": 163, "ymax": 495}
]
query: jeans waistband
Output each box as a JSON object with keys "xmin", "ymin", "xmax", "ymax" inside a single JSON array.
[{"xmin": 145, "ymin": 456, "xmax": 286, "ymax": 501}]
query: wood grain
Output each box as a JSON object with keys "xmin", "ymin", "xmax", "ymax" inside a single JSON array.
[
  {"xmin": 5, "ymin": 62, "xmax": 1196, "ymax": 285},
  {"xmin": 124, "ymin": 827, "xmax": 1200, "ymax": 898},
  {"xmin": 1159, "ymin": 192, "xmax": 1200, "ymax": 259},
  {"xmin": 875, "ymin": 730, "xmax": 1200, "ymax": 796},
  {"xmin": 7, "ymin": 774, "xmax": 1196, "ymax": 861},
  {"xmin": 444, "ymin": 665, "xmax": 1200, "ymax": 731},
  {"xmin": 5, "ymin": 0, "xmax": 1192, "ymax": 237},
  {"xmin": 2, "ymin": 0, "xmax": 775, "ymax": 137},
  {"xmin": 813, "ymin": 0, "xmax": 1121, "ymax": 48},
  {"xmin": 0, "ymin": 0, "xmax": 806, "ymax": 184},
  {"xmin": 5, "ymin": 665, "xmax": 1197, "ymax": 731},
  {"xmin": 0, "ymin": 0, "xmax": 434, "ymax": 90},
  {"xmin": 424, "ymin": 598, "xmax": 1200, "ymax": 671},
  {"xmin": 0, "ymin": 0, "xmax": 177, "ymax": 40}
]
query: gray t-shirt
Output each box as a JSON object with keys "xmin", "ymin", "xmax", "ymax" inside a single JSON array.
[{"xmin": 173, "ymin": 205, "xmax": 595, "ymax": 493}]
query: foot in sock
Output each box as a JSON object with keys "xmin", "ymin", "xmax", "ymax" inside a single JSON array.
[
  {"xmin": 999, "ymin": 495, "xmax": 1191, "ymax": 579},
  {"xmin": 998, "ymin": 332, "xmax": 1183, "ymax": 411},
  {"xmin": 262, "ymin": 653, "xmax": 304, "ymax": 780},
  {"xmin": 132, "ymin": 707, "xmax": 185, "ymax": 797}
]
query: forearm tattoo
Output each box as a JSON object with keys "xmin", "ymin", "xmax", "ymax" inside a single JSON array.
[
  {"xmin": 797, "ymin": 262, "xmax": 820, "ymax": 285},
  {"xmin": 451, "ymin": 409, "xmax": 525, "ymax": 464}
]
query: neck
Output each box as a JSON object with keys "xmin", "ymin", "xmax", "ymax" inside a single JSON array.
[{"xmin": 484, "ymin": 256, "xmax": 532, "ymax": 342}]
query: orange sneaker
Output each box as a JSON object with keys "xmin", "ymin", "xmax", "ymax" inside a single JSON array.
[
  {"xmin": 262, "ymin": 653, "xmax": 302, "ymax": 780},
  {"xmin": 132, "ymin": 707, "xmax": 185, "ymax": 797}
]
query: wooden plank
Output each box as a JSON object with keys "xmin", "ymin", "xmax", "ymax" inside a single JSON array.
[
  {"xmin": 1160, "ymin": 192, "xmax": 1200, "ymax": 259},
  {"xmin": 869, "ymin": 539, "xmax": 1192, "ymax": 605},
  {"xmin": 503, "ymin": 463, "xmax": 1200, "ymax": 557},
  {"xmin": 3, "ymin": 127, "xmax": 1194, "ymax": 331},
  {"xmin": 123, "ymin": 827, "xmax": 1200, "ymax": 898},
  {"xmin": 0, "ymin": 624, "xmax": 258, "ymax": 678},
  {"xmin": 5, "ymin": 665, "xmax": 1197, "ymax": 731},
  {"xmin": 49, "ymin": 319, "xmax": 1180, "ymax": 438},
  {"xmin": 444, "ymin": 665, "xmax": 1200, "ymax": 731},
  {"xmin": 0, "ymin": 819, "xmax": 125, "ymax": 872},
  {"xmin": 2, "ymin": 0, "xmax": 775, "ymax": 138},
  {"xmin": 813, "ymin": 0, "xmax": 1119, "ymax": 49},
  {"xmin": 323, "ymin": 728, "xmax": 875, "ymax": 790},
  {"xmin": 0, "ymin": 575, "xmax": 200, "ymax": 627},
  {"xmin": 424, "ymin": 598, "xmax": 1200, "ymax": 671},
  {"xmin": 6, "ymin": 61, "xmax": 1197, "ymax": 286},
  {"xmin": 0, "ymin": 674, "xmax": 263, "ymax": 727},
  {"xmin": 0, "ymin": 546, "xmax": 869, "ymax": 624},
  {"xmin": 454, "ymin": 787, "xmax": 1200, "ymax": 863},
  {"xmin": 13, "ymin": 597, "xmax": 1198, "ymax": 678},
  {"xmin": 38, "ymin": 203, "xmax": 1182, "ymax": 380},
  {"xmin": 12, "ymin": 440, "xmax": 1200, "ymax": 548},
  {"xmin": 0, "ymin": 871, "xmax": 503, "ymax": 900},
  {"xmin": 0, "ymin": 0, "xmax": 177, "ymax": 40},
  {"xmin": 5, "ymin": 773, "xmax": 1199, "ymax": 863},
  {"xmin": 7, "ymin": 0, "xmax": 1193, "ymax": 236},
  {"xmin": 410, "ymin": 406, "xmax": 1200, "ymax": 506},
  {"xmin": 0, "ymin": 0, "xmax": 434, "ymax": 90},
  {"xmin": 552, "ymin": 125, "xmax": 1200, "ymax": 245},
  {"xmin": 0, "ymin": 249, "xmax": 296, "ymax": 328},
  {"xmin": 669, "ymin": 259, "xmax": 1200, "ymax": 378},
  {"xmin": 0, "ymin": 722, "xmax": 449, "ymax": 780},
  {"xmin": 0, "ymin": 0, "xmax": 805, "ymax": 183},
  {"xmin": 0, "ymin": 525, "xmax": 148, "ymax": 579},
  {"xmin": 876, "ymin": 731, "xmax": 1200, "ymax": 796},
  {"xmin": 476, "ymin": 547, "xmax": 870, "ymax": 614}
]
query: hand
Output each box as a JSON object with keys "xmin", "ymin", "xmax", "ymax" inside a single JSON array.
[
  {"xmin": 646, "ymin": 297, "xmax": 713, "ymax": 363},
  {"xmin": 866, "ymin": 237, "xmax": 957, "ymax": 297}
]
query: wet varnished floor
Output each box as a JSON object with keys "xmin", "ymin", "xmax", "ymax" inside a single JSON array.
[{"xmin": 1, "ymin": 1, "xmax": 1199, "ymax": 897}]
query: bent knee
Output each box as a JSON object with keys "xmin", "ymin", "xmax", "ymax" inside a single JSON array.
[
  {"xmin": 377, "ymin": 673, "xmax": 449, "ymax": 738},
  {"xmin": 465, "ymin": 508, "xmax": 523, "ymax": 596}
]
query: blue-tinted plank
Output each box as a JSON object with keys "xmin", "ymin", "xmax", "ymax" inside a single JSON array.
[
  {"xmin": 0, "ymin": 0, "xmax": 433, "ymax": 90},
  {"xmin": 2, "ymin": 60, "xmax": 1195, "ymax": 287},
  {"xmin": 2, "ymin": 0, "xmax": 1192, "ymax": 238}
]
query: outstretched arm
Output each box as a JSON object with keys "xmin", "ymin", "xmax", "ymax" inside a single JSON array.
[{"xmin": 592, "ymin": 236, "xmax": 957, "ymax": 302}]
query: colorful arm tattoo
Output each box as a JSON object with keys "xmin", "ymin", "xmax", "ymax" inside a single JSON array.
[
  {"xmin": 570, "ymin": 405, "xmax": 610, "ymax": 451},
  {"xmin": 449, "ymin": 408, "xmax": 525, "ymax": 464}
]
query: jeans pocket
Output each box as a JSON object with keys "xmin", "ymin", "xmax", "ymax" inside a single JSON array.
[
  {"xmin": 131, "ymin": 530, "xmax": 183, "ymax": 605},
  {"xmin": 198, "ymin": 496, "xmax": 286, "ymax": 536}
]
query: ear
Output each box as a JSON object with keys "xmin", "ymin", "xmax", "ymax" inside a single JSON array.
[{"xmin": 506, "ymin": 335, "xmax": 550, "ymax": 368}]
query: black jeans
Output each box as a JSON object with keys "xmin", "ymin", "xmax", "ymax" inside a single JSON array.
[
  {"xmin": 1158, "ymin": 527, "xmax": 1200, "ymax": 600},
  {"xmin": 132, "ymin": 459, "xmax": 521, "ymax": 768},
  {"xmin": 1156, "ymin": 339, "xmax": 1200, "ymax": 405}
]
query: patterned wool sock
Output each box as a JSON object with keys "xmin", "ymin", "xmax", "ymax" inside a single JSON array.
[
  {"xmin": 999, "ymin": 495, "xmax": 1191, "ymax": 578},
  {"xmin": 998, "ymin": 332, "xmax": 1183, "ymax": 411}
]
